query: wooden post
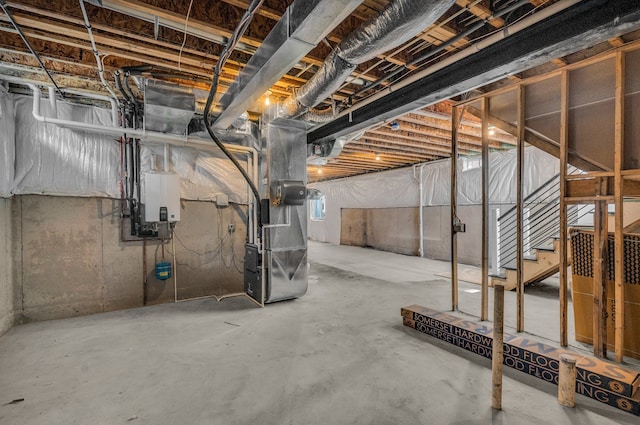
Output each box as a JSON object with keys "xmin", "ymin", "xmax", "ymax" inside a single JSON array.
[
  {"xmin": 492, "ymin": 283, "xmax": 505, "ymax": 410},
  {"xmin": 593, "ymin": 198, "xmax": 608, "ymax": 357},
  {"xmin": 558, "ymin": 354, "xmax": 577, "ymax": 407},
  {"xmin": 451, "ymin": 105, "xmax": 459, "ymax": 311},
  {"xmin": 614, "ymin": 50, "xmax": 625, "ymax": 363},
  {"xmin": 516, "ymin": 86, "xmax": 525, "ymax": 332},
  {"xmin": 481, "ymin": 97, "xmax": 489, "ymax": 321},
  {"xmin": 559, "ymin": 70, "xmax": 569, "ymax": 347}
]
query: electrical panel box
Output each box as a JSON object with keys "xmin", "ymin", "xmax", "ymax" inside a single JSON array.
[{"xmin": 143, "ymin": 172, "xmax": 181, "ymax": 222}]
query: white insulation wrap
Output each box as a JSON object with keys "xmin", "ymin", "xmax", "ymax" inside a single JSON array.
[
  {"xmin": 0, "ymin": 91, "xmax": 16, "ymax": 197},
  {"xmin": 0, "ymin": 94, "xmax": 251, "ymax": 203},
  {"xmin": 13, "ymin": 95, "xmax": 118, "ymax": 197},
  {"xmin": 280, "ymin": 0, "xmax": 456, "ymax": 119},
  {"xmin": 141, "ymin": 145, "xmax": 249, "ymax": 204},
  {"xmin": 308, "ymin": 146, "xmax": 559, "ymax": 244}
]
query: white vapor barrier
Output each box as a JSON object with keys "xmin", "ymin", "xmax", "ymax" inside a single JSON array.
[
  {"xmin": 308, "ymin": 146, "xmax": 559, "ymax": 244},
  {"xmin": 0, "ymin": 92, "xmax": 16, "ymax": 197},
  {"xmin": 13, "ymin": 95, "xmax": 119, "ymax": 197},
  {"xmin": 3, "ymin": 94, "xmax": 250, "ymax": 202},
  {"xmin": 141, "ymin": 145, "xmax": 249, "ymax": 204}
]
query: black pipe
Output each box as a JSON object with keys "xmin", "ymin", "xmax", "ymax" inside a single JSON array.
[
  {"xmin": 123, "ymin": 72, "xmax": 140, "ymax": 127},
  {"xmin": 203, "ymin": 0, "xmax": 264, "ymax": 211},
  {"xmin": 135, "ymin": 138, "xmax": 141, "ymax": 207},
  {"xmin": 114, "ymin": 71, "xmax": 131, "ymax": 103}
]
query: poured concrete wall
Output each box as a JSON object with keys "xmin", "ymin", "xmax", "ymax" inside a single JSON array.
[
  {"xmin": 340, "ymin": 208, "xmax": 419, "ymax": 256},
  {"xmin": 0, "ymin": 198, "xmax": 15, "ymax": 335},
  {"xmin": 12, "ymin": 195, "xmax": 245, "ymax": 323},
  {"xmin": 338, "ymin": 205, "xmax": 485, "ymax": 265}
]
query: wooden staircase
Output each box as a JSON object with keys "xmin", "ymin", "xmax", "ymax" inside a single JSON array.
[
  {"xmin": 491, "ymin": 201, "xmax": 640, "ymax": 290},
  {"xmin": 491, "ymin": 237, "xmax": 567, "ymax": 290}
]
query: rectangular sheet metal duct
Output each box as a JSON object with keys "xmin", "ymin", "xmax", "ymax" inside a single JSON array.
[{"xmin": 212, "ymin": 0, "xmax": 362, "ymax": 130}]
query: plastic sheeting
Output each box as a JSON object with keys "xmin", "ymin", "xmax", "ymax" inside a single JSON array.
[
  {"xmin": 12, "ymin": 95, "xmax": 119, "ymax": 197},
  {"xmin": 141, "ymin": 145, "xmax": 249, "ymax": 204},
  {"xmin": 0, "ymin": 94, "xmax": 251, "ymax": 203},
  {"xmin": 0, "ymin": 91, "xmax": 15, "ymax": 197},
  {"xmin": 308, "ymin": 146, "xmax": 559, "ymax": 244},
  {"xmin": 280, "ymin": 0, "xmax": 456, "ymax": 119},
  {"xmin": 310, "ymin": 147, "xmax": 558, "ymax": 208}
]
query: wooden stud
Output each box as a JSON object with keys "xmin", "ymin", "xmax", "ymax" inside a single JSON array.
[
  {"xmin": 492, "ymin": 283, "xmax": 505, "ymax": 410},
  {"xmin": 558, "ymin": 354, "xmax": 577, "ymax": 408},
  {"xmin": 481, "ymin": 97, "xmax": 489, "ymax": 321},
  {"xmin": 516, "ymin": 86, "xmax": 525, "ymax": 333},
  {"xmin": 451, "ymin": 105, "xmax": 459, "ymax": 311},
  {"xmin": 559, "ymin": 70, "xmax": 569, "ymax": 347},
  {"xmin": 593, "ymin": 199, "xmax": 608, "ymax": 358},
  {"xmin": 614, "ymin": 50, "xmax": 625, "ymax": 363}
]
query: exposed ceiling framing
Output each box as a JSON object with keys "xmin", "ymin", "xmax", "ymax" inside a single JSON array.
[{"xmin": 0, "ymin": 0, "xmax": 638, "ymax": 183}]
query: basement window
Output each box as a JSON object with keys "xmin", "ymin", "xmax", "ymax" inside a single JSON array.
[
  {"xmin": 310, "ymin": 196, "xmax": 326, "ymax": 221},
  {"xmin": 462, "ymin": 156, "xmax": 482, "ymax": 171}
]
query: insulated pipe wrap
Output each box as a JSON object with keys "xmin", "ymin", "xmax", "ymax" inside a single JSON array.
[
  {"xmin": 339, "ymin": 0, "xmax": 454, "ymax": 63},
  {"xmin": 295, "ymin": 51, "xmax": 356, "ymax": 109},
  {"xmin": 279, "ymin": 0, "xmax": 455, "ymax": 120}
]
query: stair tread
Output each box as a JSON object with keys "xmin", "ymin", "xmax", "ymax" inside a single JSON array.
[
  {"xmin": 533, "ymin": 244, "xmax": 555, "ymax": 252},
  {"xmin": 489, "ymin": 272, "xmax": 506, "ymax": 279},
  {"xmin": 502, "ymin": 255, "xmax": 540, "ymax": 270}
]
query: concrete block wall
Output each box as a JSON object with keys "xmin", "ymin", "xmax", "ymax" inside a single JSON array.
[{"xmin": 8, "ymin": 195, "xmax": 245, "ymax": 325}]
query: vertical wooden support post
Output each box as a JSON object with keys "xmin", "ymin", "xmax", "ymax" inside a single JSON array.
[
  {"xmin": 593, "ymin": 198, "xmax": 608, "ymax": 358},
  {"xmin": 481, "ymin": 97, "xmax": 489, "ymax": 321},
  {"xmin": 559, "ymin": 71, "xmax": 569, "ymax": 347},
  {"xmin": 614, "ymin": 51, "xmax": 625, "ymax": 363},
  {"xmin": 516, "ymin": 86, "xmax": 525, "ymax": 332},
  {"xmin": 451, "ymin": 105, "xmax": 459, "ymax": 311},
  {"xmin": 492, "ymin": 283, "xmax": 505, "ymax": 410},
  {"xmin": 558, "ymin": 354, "xmax": 577, "ymax": 408}
]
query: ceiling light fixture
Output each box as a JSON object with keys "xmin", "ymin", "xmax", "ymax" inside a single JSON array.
[
  {"xmin": 265, "ymin": 90, "xmax": 272, "ymax": 106},
  {"xmin": 375, "ymin": 154, "xmax": 381, "ymax": 161},
  {"xmin": 488, "ymin": 126, "xmax": 496, "ymax": 136},
  {"xmin": 317, "ymin": 168, "xmax": 323, "ymax": 174}
]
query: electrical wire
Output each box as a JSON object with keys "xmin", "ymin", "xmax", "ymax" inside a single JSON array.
[
  {"xmin": 0, "ymin": 0, "xmax": 65, "ymax": 99},
  {"xmin": 203, "ymin": 0, "xmax": 264, "ymax": 204},
  {"xmin": 78, "ymin": 0, "xmax": 119, "ymax": 104},
  {"xmin": 178, "ymin": 0, "xmax": 195, "ymax": 72}
]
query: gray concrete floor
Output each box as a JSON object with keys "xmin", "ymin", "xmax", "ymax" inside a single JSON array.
[{"xmin": 0, "ymin": 241, "xmax": 637, "ymax": 425}]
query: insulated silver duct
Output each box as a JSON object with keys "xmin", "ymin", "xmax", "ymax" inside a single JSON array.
[{"xmin": 279, "ymin": 0, "xmax": 456, "ymax": 120}]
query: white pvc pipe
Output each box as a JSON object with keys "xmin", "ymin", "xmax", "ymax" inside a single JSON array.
[
  {"xmin": 48, "ymin": 86, "xmax": 57, "ymax": 118},
  {"xmin": 413, "ymin": 163, "xmax": 425, "ymax": 257},
  {"xmin": 28, "ymin": 84, "xmax": 260, "ymax": 229},
  {"xmin": 79, "ymin": 0, "xmax": 120, "ymax": 107},
  {"xmin": 163, "ymin": 144, "xmax": 170, "ymax": 172},
  {"xmin": 63, "ymin": 88, "xmax": 119, "ymax": 127},
  {"xmin": 27, "ymin": 83, "xmax": 256, "ymax": 159},
  {"xmin": 419, "ymin": 164, "xmax": 425, "ymax": 257}
]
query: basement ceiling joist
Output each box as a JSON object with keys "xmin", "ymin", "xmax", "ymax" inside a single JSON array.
[{"xmin": 0, "ymin": 0, "xmax": 639, "ymax": 184}]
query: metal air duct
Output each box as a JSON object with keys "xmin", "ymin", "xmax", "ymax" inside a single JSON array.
[{"xmin": 278, "ymin": 0, "xmax": 456, "ymax": 121}]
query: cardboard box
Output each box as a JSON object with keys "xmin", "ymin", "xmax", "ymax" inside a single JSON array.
[{"xmin": 402, "ymin": 305, "xmax": 640, "ymax": 416}]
